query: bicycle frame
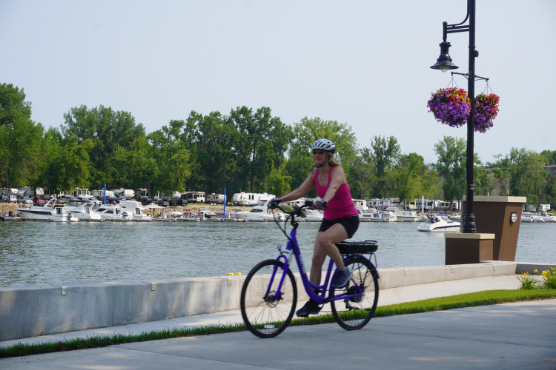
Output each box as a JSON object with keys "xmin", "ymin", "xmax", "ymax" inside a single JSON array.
[{"xmin": 269, "ymin": 225, "xmax": 365, "ymax": 305}]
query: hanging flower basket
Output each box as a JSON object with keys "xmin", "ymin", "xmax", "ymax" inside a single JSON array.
[
  {"xmin": 427, "ymin": 87, "xmax": 471, "ymax": 128},
  {"xmin": 473, "ymin": 93, "xmax": 500, "ymax": 133}
]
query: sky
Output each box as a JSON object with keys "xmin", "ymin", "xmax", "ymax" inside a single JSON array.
[{"xmin": 1, "ymin": 0, "xmax": 555, "ymax": 164}]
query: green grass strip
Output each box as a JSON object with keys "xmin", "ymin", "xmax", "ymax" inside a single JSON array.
[{"xmin": 1, "ymin": 289, "xmax": 555, "ymax": 359}]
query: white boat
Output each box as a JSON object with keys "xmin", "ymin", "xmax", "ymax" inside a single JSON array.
[
  {"xmin": 120, "ymin": 200, "xmax": 153, "ymax": 221},
  {"xmin": 418, "ymin": 214, "xmax": 460, "ymax": 232},
  {"xmin": 199, "ymin": 208, "xmax": 217, "ymax": 218},
  {"xmin": 397, "ymin": 211, "xmax": 420, "ymax": 222},
  {"xmin": 301, "ymin": 209, "xmax": 324, "ymax": 222},
  {"xmin": 234, "ymin": 200, "xmax": 286, "ymax": 221},
  {"xmin": 18, "ymin": 198, "xmax": 78, "ymax": 222},
  {"xmin": 537, "ymin": 212, "xmax": 556, "ymax": 223},
  {"xmin": 521, "ymin": 212, "xmax": 545, "ymax": 223},
  {"xmin": 161, "ymin": 210, "xmax": 183, "ymax": 219},
  {"xmin": 96, "ymin": 204, "xmax": 133, "ymax": 221},
  {"xmin": 449, "ymin": 214, "xmax": 461, "ymax": 221},
  {"xmin": 64, "ymin": 200, "xmax": 103, "ymax": 221},
  {"xmin": 387, "ymin": 207, "xmax": 420, "ymax": 222},
  {"xmin": 357, "ymin": 208, "xmax": 397, "ymax": 222}
]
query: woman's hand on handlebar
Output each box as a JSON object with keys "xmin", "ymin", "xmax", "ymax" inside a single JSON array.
[
  {"xmin": 269, "ymin": 198, "xmax": 281, "ymax": 209},
  {"xmin": 314, "ymin": 200, "xmax": 328, "ymax": 209}
]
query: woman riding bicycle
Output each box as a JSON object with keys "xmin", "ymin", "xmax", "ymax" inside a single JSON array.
[{"xmin": 270, "ymin": 138, "xmax": 360, "ymax": 317}]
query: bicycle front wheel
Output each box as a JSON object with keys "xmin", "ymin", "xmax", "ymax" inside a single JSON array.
[
  {"xmin": 330, "ymin": 256, "xmax": 379, "ymax": 330},
  {"xmin": 240, "ymin": 259, "xmax": 297, "ymax": 338}
]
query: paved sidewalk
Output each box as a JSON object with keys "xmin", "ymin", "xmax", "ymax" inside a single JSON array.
[
  {"xmin": 2, "ymin": 298, "xmax": 555, "ymax": 369},
  {"xmin": 0, "ymin": 274, "xmax": 523, "ymax": 349}
]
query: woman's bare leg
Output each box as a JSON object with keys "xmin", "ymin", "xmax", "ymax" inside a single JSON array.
[{"xmin": 309, "ymin": 224, "xmax": 348, "ymax": 286}]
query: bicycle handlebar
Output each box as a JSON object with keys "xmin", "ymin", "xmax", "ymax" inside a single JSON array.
[{"xmin": 269, "ymin": 200, "xmax": 314, "ymax": 217}]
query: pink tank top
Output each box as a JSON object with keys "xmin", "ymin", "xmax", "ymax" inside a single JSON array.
[{"xmin": 314, "ymin": 167, "xmax": 359, "ymax": 221}]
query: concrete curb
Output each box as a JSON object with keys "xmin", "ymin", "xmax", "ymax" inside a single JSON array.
[{"xmin": 0, "ymin": 261, "xmax": 523, "ymax": 342}]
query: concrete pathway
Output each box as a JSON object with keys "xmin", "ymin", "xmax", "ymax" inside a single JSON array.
[
  {"xmin": 3, "ymin": 274, "xmax": 555, "ymax": 369},
  {"xmin": 0, "ymin": 274, "xmax": 524, "ymax": 348},
  {"xmin": 2, "ymin": 299, "xmax": 555, "ymax": 369}
]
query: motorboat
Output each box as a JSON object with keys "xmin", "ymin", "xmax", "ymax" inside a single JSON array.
[
  {"xmin": 387, "ymin": 207, "xmax": 420, "ymax": 222},
  {"xmin": 64, "ymin": 200, "xmax": 103, "ymax": 221},
  {"xmin": 96, "ymin": 204, "xmax": 133, "ymax": 221},
  {"xmin": 234, "ymin": 200, "xmax": 286, "ymax": 221},
  {"xmin": 536, "ymin": 212, "xmax": 556, "ymax": 223},
  {"xmin": 449, "ymin": 214, "xmax": 461, "ymax": 221},
  {"xmin": 161, "ymin": 210, "xmax": 183, "ymax": 219},
  {"xmin": 120, "ymin": 200, "xmax": 153, "ymax": 221},
  {"xmin": 521, "ymin": 212, "xmax": 545, "ymax": 223},
  {"xmin": 18, "ymin": 198, "xmax": 78, "ymax": 222},
  {"xmin": 357, "ymin": 208, "xmax": 397, "ymax": 222},
  {"xmin": 199, "ymin": 208, "xmax": 217, "ymax": 218},
  {"xmin": 301, "ymin": 209, "xmax": 324, "ymax": 222},
  {"xmin": 417, "ymin": 214, "xmax": 460, "ymax": 232}
]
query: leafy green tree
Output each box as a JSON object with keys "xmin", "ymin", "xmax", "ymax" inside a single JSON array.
[
  {"xmin": 229, "ymin": 106, "xmax": 292, "ymax": 193},
  {"xmin": 0, "ymin": 83, "xmax": 44, "ymax": 189},
  {"xmin": 434, "ymin": 136, "xmax": 466, "ymax": 207},
  {"xmin": 61, "ymin": 105, "xmax": 145, "ymax": 188},
  {"xmin": 267, "ymin": 162, "xmax": 292, "ymax": 196},
  {"xmin": 0, "ymin": 112, "xmax": 44, "ymax": 189},
  {"xmin": 348, "ymin": 147, "xmax": 375, "ymax": 199},
  {"xmin": 184, "ymin": 112, "xmax": 240, "ymax": 193},
  {"xmin": 541, "ymin": 150, "xmax": 556, "ymax": 165},
  {"xmin": 0, "ymin": 83, "xmax": 31, "ymax": 127},
  {"xmin": 481, "ymin": 154, "xmax": 512, "ymax": 196},
  {"xmin": 42, "ymin": 135, "xmax": 94, "ymax": 193},
  {"xmin": 395, "ymin": 153, "xmax": 428, "ymax": 207},
  {"xmin": 503, "ymin": 148, "xmax": 548, "ymax": 209},
  {"xmin": 147, "ymin": 129, "xmax": 191, "ymax": 196},
  {"xmin": 369, "ymin": 136, "xmax": 401, "ymax": 197},
  {"xmin": 284, "ymin": 143, "xmax": 316, "ymax": 197},
  {"xmin": 112, "ymin": 136, "xmax": 159, "ymax": 198},
  {"xmin": 293, "ymin": 117, "xmax": 357, "ymax": 165}
]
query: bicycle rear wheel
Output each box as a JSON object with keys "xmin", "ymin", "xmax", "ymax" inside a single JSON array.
[
  {"xmin": 240, "ymin": 259, "xmax": 297, "ymax": 338},
  {"xmin": 330, "ymin": 256, "xmax": 379, "ymax": 330}
]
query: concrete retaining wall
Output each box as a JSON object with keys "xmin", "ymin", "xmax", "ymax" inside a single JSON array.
[{"xmin": 0, "ymin": 261, "xmax": 520, "ymax": 342}]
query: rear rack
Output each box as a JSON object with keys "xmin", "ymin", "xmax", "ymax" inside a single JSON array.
[{"xmin": 335, "ymin": 240, "xmax": 378, "ymax": 254}]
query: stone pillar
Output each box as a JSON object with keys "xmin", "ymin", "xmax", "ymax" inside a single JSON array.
[
  {"xmin": 445, "ymin": 233, "xmax": 495, "ymax": 265},
  {"xmin": 463, "ymin": 196, "xmax": 526, "ymax": 261}
]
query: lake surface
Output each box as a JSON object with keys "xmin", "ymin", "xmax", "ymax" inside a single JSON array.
[{"xmin": 0, "ymin": 220, "xmax": 555, "ymax": 287}]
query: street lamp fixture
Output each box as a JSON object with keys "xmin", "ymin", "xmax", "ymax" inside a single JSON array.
[
  {"xmin": 430, "ymin": 40, "xmax": 459, "ymax": 72},
  {"xmin": 431, "ymin": 0, "xmax": 480, "ymax": 233}
]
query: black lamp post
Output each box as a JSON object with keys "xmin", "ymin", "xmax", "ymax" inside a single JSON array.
[{"xmin": 431, "ymin": 0, "xmax": 482, "ymax": 233}]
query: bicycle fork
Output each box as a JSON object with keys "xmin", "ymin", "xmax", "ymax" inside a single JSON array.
[{"xmin": 264, "ymin": 244, "xmax": 293, "ymax": 301}]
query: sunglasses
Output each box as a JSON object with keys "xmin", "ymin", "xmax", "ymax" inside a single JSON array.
[{"xmin": 312, "ymin": 150, "xmax": 326, "ymax": 155}]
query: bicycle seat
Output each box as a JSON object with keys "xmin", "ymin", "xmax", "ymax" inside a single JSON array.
[{"xmin": 335, "ymin": 240, "xmax": 378, "ymax": 254}]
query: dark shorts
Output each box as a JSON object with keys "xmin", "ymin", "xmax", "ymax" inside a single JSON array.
[{"xmin": 318, "ymin": 216, "xmax": 360, "ymax": 239}]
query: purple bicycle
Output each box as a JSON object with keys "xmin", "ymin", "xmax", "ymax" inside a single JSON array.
[{"xmin": 240, "ymin": 201, "xmax": 379, "ymax": 338}]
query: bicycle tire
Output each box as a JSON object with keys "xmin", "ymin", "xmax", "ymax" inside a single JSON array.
[
  {"xmin": 240, "ymin": 259, "xmax": 297, "ymax": 338},
  {"xmin": 330, "ymin": 256, "xmax": 379, "ymax": 331}
]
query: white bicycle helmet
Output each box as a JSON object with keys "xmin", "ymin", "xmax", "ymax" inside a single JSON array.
[{"xmin": 311, "ymin": 139, "xmax": 336, "ymax": 153}]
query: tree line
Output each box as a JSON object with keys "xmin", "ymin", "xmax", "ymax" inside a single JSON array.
[{"xmin": 1, "ymin": 82, "xmax": 555, "ymax": 207}]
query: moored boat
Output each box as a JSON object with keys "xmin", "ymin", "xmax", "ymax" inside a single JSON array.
[
  {"xmin": 96, "ymin": 204, "xmax": 133, "ymax": 221},
  {"xmin": 417, "ymin": 214, "xmax": 460, "ymax": 232},
  {"xmin": 18, "ymin": 198, "xmax": 78, "ymax": 222},
  {"xmin": 521, "ymin": 212, "xmax": 545, "ymax": 223},
  {"xmin": 234, "ymin": 200, "xmax": 286, "ymax": 221},
  {"xmin": 64, "ymin": 200, "xmax": 103, "ymax": 221},
  {"xmin": 120, "ymin": 200, "xmax": 153, "ymax": 221},
  {"xmin": 357, "ymin": 208, "xmax": 397, "ymax": 222}
]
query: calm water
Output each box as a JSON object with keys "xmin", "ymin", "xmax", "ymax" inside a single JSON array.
[{"xmin": 0, "ymin": 221, "xmax": 555, "ymax": 287}]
